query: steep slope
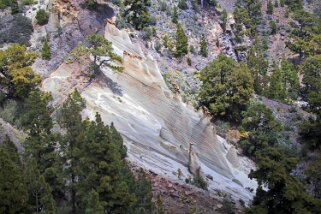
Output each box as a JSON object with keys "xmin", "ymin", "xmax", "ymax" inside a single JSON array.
[{"xmin": 42, "ymin": 20, "xmax": 256, "ymax": 203}]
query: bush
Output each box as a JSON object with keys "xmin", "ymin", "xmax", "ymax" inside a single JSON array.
[
  {"xmin": 191, "ymin": 169, "xmax": 208, "ymax": 190},
  {"xmin": 155, "ymin": 41, "xmax": 162, "ymax": 53},
  {"xmin": 0, "ymin": 15, "xmax": 33, "ymax": 45},
  {"xmin": 35, "ymin": 9, "xmax": 49, "ymax": 25},
  {"xmin": 159, "ymin": 1, "xmax": 168, "ymax": 11},
  {"xmin": 22, "ymin": 0, "xmax": 35, "ymax": 5},
  {"xmin": 178, "ymin": 0, "xmax": 188, "ymax": 10},
  {"xmin": 149, "ymin": 16, "xmax": 157, "ymax": 25},
  {"xmin": 187, "ymin": 57, "xmax": 192, "ymax": 66}
]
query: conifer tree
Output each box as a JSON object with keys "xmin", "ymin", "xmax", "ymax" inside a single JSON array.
[
  {"xmin": 11, "ymin": 0, "xmax": 19, "ymax": 14},
  {"xmin": 71, "ymin": 34, "xmax": 123, "ymax": 78},
  {"xmin": 42, "ymin": 39, "xmax": 51, "ymax": 60},
  {"xmin": 267, "ymin": 1, "xmax": 274, "ymax": 14},
  {"xmin": 178, "ymin": 0, "xmax": 188, "ymax": 10},
  {"xmin": 135, "ymin": 169, "xmax": 153, "ymax": 213},
  {"xmin": 200, "ymin": 34, "xmax": 208, "ymax": 57},
  {"xmin": 221, "ymin": 9, "xmax": 228, "ymax": 32},
  {"xmin": 59, "ymin": 90, "xmax": 86, "ymax": 214},
  {"xmin": 124, "ymin": 0, "xmax": 151, "ymax": 30},
  {"xmin": 175, "ymin": 23, "xmax": 188, "ymax": 57},
  {"xmin": 85, "ymin": 190, "xmax": 104, "ymax": 214},
  {"xmin": 78, "ymin": 113, "xmax": 136, "ymax": 213},
  {"xmin": 25, "ymin": 159, "xmax": 56, "ymax": 213},
  {"xmin": 172, "ymin": 6, "xmax": 178, "ymax": 24},
  {"xmin": 265, "ymin": 62, "xmax": 286, "ymax": 101},
  {"xmin": 0, "ymin": 148, "xmax": 28, "ymax": 214},
  {"xmin": 199, "ymin": 54, "xmax": 253, "ymax": 121}
]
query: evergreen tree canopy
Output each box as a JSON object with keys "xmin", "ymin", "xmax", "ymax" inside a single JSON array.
[
  {"xmin": 199, "ymin": 54, "xmax": 253, "ymax": 121},
  {"xmin": 0, "ymin": 148, "xmax": 28, "ymax": 214},
  {"xmin": 240, "ymin": 102, "xmax": 282, "ymax": 157},
  {"xmin": 175, "ymin": 23, "xmax": 188, "ymax": 57},
  {"xmin": 71, "ymin": 34, "xmax": 123, "ymax": 78},
  {"xmin": 200, "ymin": 34, "xmax": 208, "ymax": 57},
  {"xmin": 124, "ymin": 0, "xmax": 151, "ymax": 30},
  {"xmin": 0, "ymin": 44, "xmax": 40, "ymax": 101}
]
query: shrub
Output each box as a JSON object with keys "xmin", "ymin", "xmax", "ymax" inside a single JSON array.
[
  {"xmin": 178, "ymin": 0, "xmax": 188, "ymax": 10},
  {"xmin": 0, "ymin": 15, "xmax": 33, "ymax": 45},
  {"xmin": 159, "ymin": 1, "xmax": 167, "ymax": 11},
  {"xmin": 155, "ymin": 41, "xmax": 162, "ymax": 53},
  {"xmin": 42, "ymin": 40, "xmax": 51, "ymax": 60},
  {"xmin": 35, "ymin": 9, "xmax": 49, "ymax": 25},
  {"xmin": 191, "ymin": 169, "xmax": 208, "ymax": 190},
  {"xmin": 149, "ymin": 16, "xmax": 157, "ymax": 25},
  {"xmin": 22, "ymin": 0, "xmax": 35, "ymax": 5},
  {"xmin": 187, "ymin": 57, "xmax": 192, "ymax": 66}
]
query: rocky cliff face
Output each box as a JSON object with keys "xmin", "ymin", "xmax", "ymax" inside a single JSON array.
[{"xmin": 41, "ymin": 17, "xmax": 257, "ymax": 202}]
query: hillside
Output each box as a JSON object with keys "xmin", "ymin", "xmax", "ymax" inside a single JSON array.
[{"xmin": 0, "ymin": 0, "xmax": 320, "ymax": 213}]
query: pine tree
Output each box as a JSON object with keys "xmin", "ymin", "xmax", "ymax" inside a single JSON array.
[
  {"xmin": 71, "ymin": 34, "xmax": 123, "ymax": 78},
  {"xmin": 199, "ymin": 54, "xmax": 253, "ymax": 121},
  {"xmin": 175, "ymin": 23, "xmax": 188, "ymax": 57},
  {"xmin": 265, "ymin": 62, "xmax": 286, "ymax": 101},
  {"xmin": 124, "ymin": 0, "xmax": 151, "ymax": 30},
  {"xmin": 156, "ymin": 194, "xmax": 165, "ymax": 214},
  {"xmin": 240, "ymin": 102, "xmax": 282, "ymax": 157},
  {"xmin": 11, "ymin": 0, "xmax": 19, "ymax": 14},
  {"xmin": 85, "ymin": 190, "xmax": 104, "ymax": 214},
  {"xmin": 172, "ymin": 6, "xmax": 178, "ymax": 24},
  {"xmin": 25, "ymin": 159, "xmax": 56, "ymax": 213},
  {"xmin": 0, "ymin": 149, "xmax": 28, "ymax": 214},
  {"xmin": 200, "ymin": 34, "xmax": 208, "ymax": 57},
  {"xmin": 221, "ymin": 9, "xmax": 228, "ymax": 32},
  {"xmin": 178, "ymin": 0, "xmax": 188, "ymax": 10},
  {"xmin": 59, "ymin": 90, "xmax": 86, "ymax": 214},
  {"xmin": 42, "ymin": 39, "xmax": 51, "ymax": 60},
  {"xmin": 267, "ymin": 1, "xmax": 273, "ymax": 14},
  {"xmin": 78, "ymin": 113, "xmax": 136, "ymax": 213},
  {"xmin": 22, "ymin": 90, "xmax": 63, "ymax": 200},
  {"xmin": 135, "ymin": 169, "xmax": 153, "ymax": 213}
]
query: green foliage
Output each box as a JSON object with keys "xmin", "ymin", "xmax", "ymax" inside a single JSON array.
[
  {"xmin": 305, "ymin": 157, "xmax": 321, "ymax": 198},
  {"xmin": 234, "ymin": 0, "xmax": 262, "ymax": 37},
  {"xmin": 36, "ymin": 9, "xmax": 49, "ymax": 25},
  {"xmin": 267, "ymin": 1, "xmax": 274, "ymax": 14},
  {"xmin": 85, "ymin": 190, "xmax": 104, "ymax": 214},
  {"xmin": 217, "ymin": 198, "xmax": 236, "ymax": 214},
  {"xmin": 274, "ymin": 0, "xmax": 278, "ymax": 7},
  {"xmin": 191, "ymin": 168, "xmax": 208, "ymax": 190},
  {"xmin": 172, "ymin": 6, "xmax": 178, "ymax": 24},
  {"xmin": 0, "ymin": 15, "xmax": 33, "ymax": 45},
  {"xmin": 175, "ymin": 23, "xmax": 188, "ymax": 57},
  {"xmin": 22, "ymin": 0, "xmax": 35, "ymax": 5},
  {"xmin": 25, "ymin": 158, "xmax": 56, "ymax": 213},
  {"xmin": 11, "ymin": 0, "xmax": 19, "ymax": 14},
  {"xmin": 178, "ymin": 0, "xmax": 188, "ymax": 10},
  {"xmin": 300, "ymin": 116, "xmax": 321, "ymax": 150},
  {"xmin": 135, "ymin": 169, "xmax": 153, "ymax": 213},
  {"xmin": 270, "ymin": 20, "xmax": 277, "ymax": 34},
  {"xmin": 0, "ymin": 44, "xmax": 40, "ymax": 101},
  {"xmin": 71, "ymin": 34, "xmax": 123, "ymax": 78},
  {"xmin": 124, "ymin": 0, "xmax": 151, "ymax": 30},
  {"xmin": 247, "ymin": 147, "xmax": 320, "ymax": 214},
  {"xmin": 221, "ymin": 9, "xmax": 228, "ymax": 32},
  {"xmin": 265, "ymin": 60, "xmax": 299, "ymax": 101},
  {"xmin": 199, "ymin": 34, "xmax": 208, "ymax": 57},
  {"xmin": 199, "ymin": 54, "xmax": 253, "ymax": 121},
  {"xmin": 155, "ymin": 194, "xmax": 165, "ymax": 214},
  {"xmin": 42, "ymin": 39, "xmax": 51, "ymax": 60},
  {"xmin": 301, "ymin": 55, "xmax": 321, "ymax": 113},
  {"xmin": 240, "ymin": 102, "xmax": 282, "ymax": 158},
  {"xmin": 187, "ymin": 57, "xmax": 192, "ymax": 66},
  {"xmin": 0, "ymin": 148, "xmax": 28, "ymax": 214},
  {"xmin": 85, "ymin": 0, "xmax": 99, "ymax": 9},
  {"xmin": 247, "ymin": 42, "xmax": 268, "ymax": 95}
]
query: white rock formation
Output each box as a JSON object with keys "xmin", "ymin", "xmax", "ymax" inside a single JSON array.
[{"xmin": 42, "ymin": 21, "xmax": 257, "ymax": 203}]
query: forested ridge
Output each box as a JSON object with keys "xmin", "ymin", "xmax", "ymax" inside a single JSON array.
[{"xmin": 0, "ymin": 0, "xmax": 321, "ymax": 213}]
